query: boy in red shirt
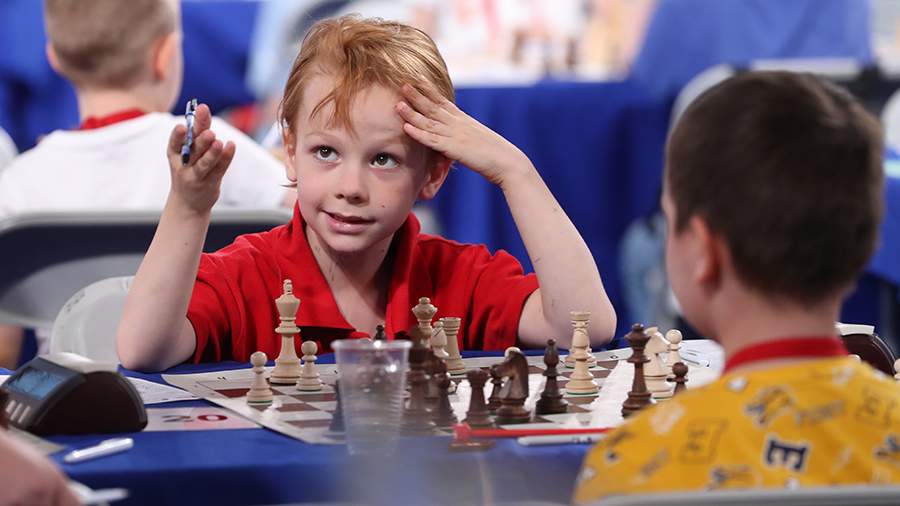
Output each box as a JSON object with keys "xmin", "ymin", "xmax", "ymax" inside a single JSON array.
[{"xmin": 117, "ymin": 16, "xmax": 616, "ymax": 371}]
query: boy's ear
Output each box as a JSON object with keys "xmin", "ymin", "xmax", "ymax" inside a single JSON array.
[
  {"xmin": 152, "ymin": 32, "xmax": 179, "ymax": 81},
  {"xmin": 283, "ymin": 130, "xmax": 298, "ymax": 182},
  {"xmin": 689, "ymin": 215, "xmax": 722, "ymax": 288},
  {"xmin": 45, "ymin": 43, "xmax": 62, "ymax": 74},
  {"xmin": 418, "ymin": 155, "xmax": 451, "ymax": 200}
]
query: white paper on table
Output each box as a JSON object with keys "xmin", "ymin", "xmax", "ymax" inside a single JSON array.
[
  {"xmin": 144, "ymin": 406, "xmax": 259, "ymax": 431},
  {"xmin": 126, "ymin": 377, "xmax": 198, "ymax": 405}
]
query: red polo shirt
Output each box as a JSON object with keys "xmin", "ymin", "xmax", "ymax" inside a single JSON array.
[{"xmin": 187, "ymin": 205, "xmax": 538, "ymax": 362}]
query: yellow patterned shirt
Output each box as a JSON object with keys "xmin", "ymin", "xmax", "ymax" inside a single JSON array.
[{"xmin": 574, "ymin": 357, "xmax": 900, "ymax": 503}]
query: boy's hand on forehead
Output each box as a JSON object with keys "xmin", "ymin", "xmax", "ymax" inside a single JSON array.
[
  {"xmin": 396, "ymin": 84, "xmax": 533, "ymax": 189},
  {"xmin": 166, "ymin": 103, "xmax": 236, "ymax": 214}
]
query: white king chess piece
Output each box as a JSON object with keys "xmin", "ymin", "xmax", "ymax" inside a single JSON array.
[{"xmin": 270, "ymin": 279, "xmax": 302, "ymax": 385}]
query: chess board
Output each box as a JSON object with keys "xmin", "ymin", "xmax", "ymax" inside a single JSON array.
[{"xmin": 162, "ymin": 343, "xmax": 722, "ymax": 445}]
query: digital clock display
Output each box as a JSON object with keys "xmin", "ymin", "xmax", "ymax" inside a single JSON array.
[{"xmin": 5, "ymin": 368, "xmax": 69, "ymax": 400}]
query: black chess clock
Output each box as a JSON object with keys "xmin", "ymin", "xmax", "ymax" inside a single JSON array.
[{"xmin": 1, "ymin": 353, "xmax": 147, "ymax": 435}]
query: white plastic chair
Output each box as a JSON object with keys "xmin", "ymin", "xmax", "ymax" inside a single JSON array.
[{"xmin": 49, "ymin": 276, "xmax": 132, "ymax": 363}]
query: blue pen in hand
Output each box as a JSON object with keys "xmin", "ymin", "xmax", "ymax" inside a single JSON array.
[{"xmin": 181, "ymin": 98, "xmax": 198, "ymax": 165}]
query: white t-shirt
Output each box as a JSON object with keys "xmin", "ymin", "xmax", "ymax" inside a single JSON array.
[{"xmin": 0, "ymin": 112, "xmax": 288, "ymax": 217}]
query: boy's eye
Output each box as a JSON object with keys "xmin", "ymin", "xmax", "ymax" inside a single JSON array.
[
  {"xmin": 314, "ymin": 146, "xmax": 338, "ymax": 162},
  {"xmin": 371, "ymin": 153, "xmax": 398, "ymax": 169}
]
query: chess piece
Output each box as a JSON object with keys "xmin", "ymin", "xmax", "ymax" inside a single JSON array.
[
  {"xmin": 431, "ymin": 320, "xmax": 450, "ymax": 361},
  {"xmin": 492, "ymin": 350, "xmax": 531, "ymax": 424},
  {"xmin": 645, "ymin": 329, "xmax": 673, "ymax": 400},
  {"xmin": 565, "ymin": 312, "xmax": 600, "ymax": 396},
  {"xmin": 402, "ymin": 327, "xmax": 436, "ymax": 434},
  {"xmin": 622, "ymin": 323, "xmax": 653, "ymax": 417},
  {"xmin": 373, "ymin": 324, "xmax": 387, "ymax": 341},
  {"xmin": 672, "ymin": 362, "xmax": 689, "ymax": 396},
  {"xmin": 535, "ymin": 339, "xmax": 568, "ymax": 415},
  {"xmin": 247, "ymin": 351, "xmax": 273, "ymax": 405},
  {"xmin": 296, "ymin": 341, "xmax": 323, "ymax": 391},
  {"xmin": 424, "ymin": 349, "xmax": 440, "ymax": 409},
  {"xmin": 894, "ymin": 358, "xmax": 900, "ymax": 381},
  {"xmin": 432, "ymin": 358, "xmax": 457, "ymax": 428},
  {"xmin": 564, "ymin": 311, "xmax": 595, "ymax": 368},
  {"xmin": 441, "ymin": 317, "xmax": 466, "ymax": 376},
  {"xmin": 271, "ymin": 280, "xmax": 302, "ymax": 385},
  {"xmin": 665, "ymin": 329, "xmax": 683, "ymax": 380},
  {"xmin": 328, "ymin": 379, "xmax": 345, "ymax": 434},
  {"xmin": 487, "ymin": 367, "xmax": 503, "ymax": 412},
  {"xmin": 412, "ymin": 297, "xmax": 437, "ymax": 346},
  {"xmin": 463, "ymin": 369, "xmax": 493, "ymax": 427},
  {"xmin": 504, "ymin": 346, "xmax": 522, "ymax": 357}
]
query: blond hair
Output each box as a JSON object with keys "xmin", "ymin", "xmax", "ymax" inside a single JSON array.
[
  {"xmin": 279, "ymin": 15, "xmax": 454, "ymax": 134},
  {"xmin": 44, "ymin": 0, "xmax": 178, "ymax": 88}
]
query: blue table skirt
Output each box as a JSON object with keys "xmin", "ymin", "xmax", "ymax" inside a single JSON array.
[{"xmin": 35, "ymin": 355, "xmax": 588, "ymax": 505}]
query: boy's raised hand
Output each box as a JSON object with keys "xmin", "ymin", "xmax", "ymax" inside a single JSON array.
[
  {"xmin": 396, "ymin": 84, "xmax": 533, "ymax": 188},
  {"xmin": 166, "ymin": 103, "xmax": 236, "ymax": 214}
]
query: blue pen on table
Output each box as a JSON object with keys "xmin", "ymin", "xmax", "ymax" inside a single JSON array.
[
  {"xmin": 63, "ymin": 437, "xmax": 134, "ymax": 464},
  {"xmin": 181, "ymin": 98, "xmax": 198, "ymax": 165}
]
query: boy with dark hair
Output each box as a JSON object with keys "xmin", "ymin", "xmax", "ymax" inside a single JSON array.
[{"xmin": 575, "ymin": 71, "xmax": 897, "ymax": 502}]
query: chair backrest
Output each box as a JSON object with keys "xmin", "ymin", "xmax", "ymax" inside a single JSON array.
[
  {"xmin": 49, "ymin": 276, "xmax": 132, "ymax": 362},
  {"xmin": 0, "ymin": 209, "xmax": 291, "ymax": 329},
  {"xmin": 837, "ymin": 323, "xmax": 896, "ymax": 375},
  {"xmin": 596, "ymin": 485, "xmax": 900, "ymax": 505}
]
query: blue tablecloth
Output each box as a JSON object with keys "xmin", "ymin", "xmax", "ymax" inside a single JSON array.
[{"xmin": 24, "ymin": 355, "xmax": 588, "ymax": 505}]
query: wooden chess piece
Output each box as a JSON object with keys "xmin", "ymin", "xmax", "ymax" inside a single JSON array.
[
  {"xmin": 373, "ymin": 324, "xmax": 387, "ymax": 341},
  {"xmin": 271, "ymin": 280, "xmax": 302, "ymax": 385},
  {"xmin": 402, "ymin": 327, "xmax": 436, "ymax": 434},
  {"xmin": 441, "ymin": 317, "xmax": 466, "ymax": 376},
  {"xmin": 296, "ymin": 340, "xmax": 323, "ymax": 391},
  {"xmin": 432, "ymin": 358, "xmax": 457, "ymax": 428},
  {"xmin": 412, "ymin": 297, "xmax": 437, "ymax": 346},
  {"xmin": 328, "ymin": 379, "xmax": 345, "ymax": 434},
  {"xmin": 622, "ymin": 323, "xmax": 653, "ymax": 418},
  {"xmin": 463, "ymin": 369, "xmax": 494, "ymax": 427},
  {"xmin": 487, "ymin": 367, "xmax": 502, "ymax": 412},
  {"xmin": 564, "ymin": 311, "xmax": 595, "ymax": 368},
  {"xmin": 894, "ymin": 358, "xmax": 900, "ymax": 381},
  {"xmin": 645, "ymin": 328, "xmax": 673, "ymax": 400},
  {"xmin": 672, "ymin": 362, "xmax": 689, "ymax": 396},
  {"xmin": 247, "ymin": 351, "xmax": 273, "ymax": 405},
  {"xmin": 665, "ymin": 329, "xmax": 683, "ymax": 380},
  {"xmin": 565, "ymin": 312, "xmax": 599, "ymax": 396},
  {"xmin": 535, "ymin": 339, "xmax": 568, "ymax": 415},
  {"xmin": 492, "ymin": 350, "xmax": 531, "ymax": 424},
  {"xmin": 431, "ymin": 320, "xmax": 450, "ymax": 361},
  {"xmin": 424, "ymin": 349, "xmax": 440, "ymax": 409}
]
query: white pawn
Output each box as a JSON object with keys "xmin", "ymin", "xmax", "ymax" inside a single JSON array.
[
  {"xmin": 296, "ymin": 341, "xmax": 323, "ymax": 391},
  {"xmin": 504, "ymin": 346, "xmax": 522, "ymax": 358},
  {"xmin": 665, "ymin": 329, "xmax": 683, "ymax": 380},
  {"xmin": 247, "ymin": 351, "xmax": 273, "ymax": 405}
]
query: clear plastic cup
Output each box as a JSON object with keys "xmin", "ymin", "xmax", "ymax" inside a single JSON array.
[{"xmin": 332, "ymin": 339, "xmax": 411, "ymax": 455}]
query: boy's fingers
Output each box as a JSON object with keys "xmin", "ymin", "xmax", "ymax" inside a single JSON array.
[
  {"xmin": 401, "ymin": 84, "xmax": 445, "ymax": 119},
  {"xmin": 193, "ymin": 139, "xmax": 223, "ymax": 178},
  {"xmin": 194, "ymin": 103, "xmax": 212, "ymax": 135},
  {"xmin": 209, "ymin": 141, "xmax": 236, "ymax": 182},
  {"xmin": 396, "ymin": 102, "xmax": 448, "ymax": 135},
  {"xmin": 168, "ymin": 124, "xmax": 187, "ymax": 154},
  {"xmin": 186, "ymin": 130, "xmax": 216, "ymax": 166},
  {"xmin": 402, "ymin": 122, "xmax": 442, "ymax": 151}
]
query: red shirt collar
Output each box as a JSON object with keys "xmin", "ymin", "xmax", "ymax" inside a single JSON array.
[
  {"xmin": 79, "ymin": 109, "xmax": 146, "ymax": 130},
  {"xmin": 281, "ymin": 203, "xmax": 431, "ymax": 337},
  {"xmin": 723, "ymin": 336, "xmax": 848, "ymax": 374}
]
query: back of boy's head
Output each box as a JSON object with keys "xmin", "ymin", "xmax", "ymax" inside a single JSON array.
[
  {"xmin": 44, "ymin": 0, "xmax": 178, "ymax": 88},
  {"xmin": 666, "ymin": 71, "xmax": 884, "ymax": 304},
  {"xmin": 279, "ymin": 15, "xmax": 454, "ymax": 135}
]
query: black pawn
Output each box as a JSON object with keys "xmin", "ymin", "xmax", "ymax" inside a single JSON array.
[
  {"xmin": 432, "ymin": 359, "xmax": 457, "ymax": 427},
  {"xmin": 672, "ymin": 362, "xmax": 689, "ymax": 396},
  {"xmin": 373, "ymin": 324, "xmax": 387, "ymax": 341},
  {"xmin": 535, "ymin": 339, "xmax": 568, "ymax": 415},
  {"xmin": 328, "ymin": 379, "xmax": 345, "ymax": 433},
  {"xmin": 463, "ymin": 369, "xmax": 494, "ymax": 427},
  {"xmin": 424, "ymin": 350, "xmax": 440, "ymax": 409},
  {"xmin": 487, "ymin": 368, "xmax": 502, "ymax": 412}
]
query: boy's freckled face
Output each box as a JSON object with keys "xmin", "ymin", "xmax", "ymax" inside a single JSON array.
[{"xmin": 286, "ymin": 75, "xmax": 434, "ymax": 255}]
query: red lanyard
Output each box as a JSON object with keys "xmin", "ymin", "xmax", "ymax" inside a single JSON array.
[
  {"xmin": 79, "ymin": 109, "xmax": 146, "ymax": 130},
  {"xmin": 724, "ymin": 336, "xmax": 847, "ymax": 374}
]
